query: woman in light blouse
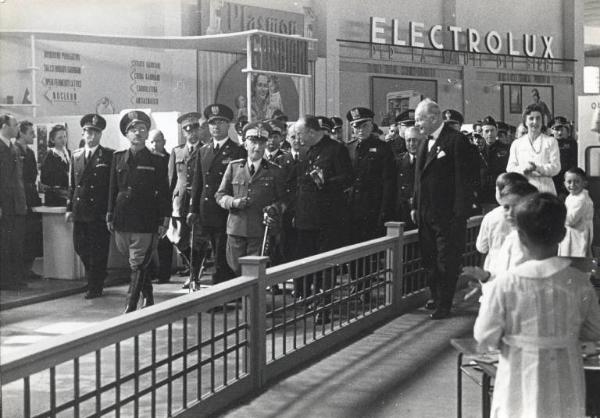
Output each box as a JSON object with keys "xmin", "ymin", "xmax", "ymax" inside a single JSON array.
[
  {"xmin": 41, "ymin": 124, "xmax": 71, "ymax": 206},
  {"xmin": 506, "ymin": 103, "xmax": 560, "ymax": 194}
]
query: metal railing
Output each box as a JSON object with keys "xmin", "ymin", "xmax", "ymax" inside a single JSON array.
[{"xmin": 1, "ymin": 218, "xmax": 483, "ymax": 418}]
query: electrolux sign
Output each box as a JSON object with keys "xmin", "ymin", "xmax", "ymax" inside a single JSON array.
[{"xmin": 370, "ymin": 18, "xmax": 555, "ymax": 58}]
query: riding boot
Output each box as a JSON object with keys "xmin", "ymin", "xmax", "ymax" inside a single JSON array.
[
  {"xmin": 124, "ymin": 269, "xmax": 143, "ymax": 313},
  {"xmin": 141, "ymin": 269, "xmax": 154, "ymax": 308}
]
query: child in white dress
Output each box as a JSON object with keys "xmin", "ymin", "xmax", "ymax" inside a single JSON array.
[
  {"xmin": 474, "ymin": 192, "xmax": 600, "ymax": 418},
  {"xmin": 558, "ymin": 167, "xmax": 595, "ymax": 257}
]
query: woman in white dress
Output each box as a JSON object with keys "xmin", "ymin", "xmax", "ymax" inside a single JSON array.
[
  {"xmin": 474, "ymin": 193, "xmax": 600, "ymax": 418},
  {"xmin": 506, "ymin": 104, "xmax": 560, "ymax": 194}
]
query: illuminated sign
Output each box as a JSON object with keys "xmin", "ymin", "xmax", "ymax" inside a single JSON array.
[{"xmin": 370, "ymin": 18, "xmax": 555, "ymax": 58}]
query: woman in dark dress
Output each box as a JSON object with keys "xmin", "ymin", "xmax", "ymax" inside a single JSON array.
[{"xmin": 41, "ymin": 124, "xmax": 71, "ymax": 206}]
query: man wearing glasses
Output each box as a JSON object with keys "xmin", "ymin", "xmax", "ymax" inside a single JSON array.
[
  {"xmin": 168, "ymin": 112, "xmax": 209, "ymax": 288},
  {"xmin": 188, "ymin": 104, "xmax": 246, "ymax": 284},
  {"xmin": 107, "ymin": 111, "xmax": 170, "ymax": 313}
]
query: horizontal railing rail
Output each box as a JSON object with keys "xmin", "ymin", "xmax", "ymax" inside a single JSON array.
[{"xmin": 1, "ymin": 218, "xmax": 483, "ymax": 418}]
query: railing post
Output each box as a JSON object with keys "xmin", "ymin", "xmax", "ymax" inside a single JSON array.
[
  {"xmin": 239, "ymin": 255, "xmax": 269, "ymax": 390},
  {"xmin": 385, "ymin": 222, "xmax": 405, "ymax": 311}
]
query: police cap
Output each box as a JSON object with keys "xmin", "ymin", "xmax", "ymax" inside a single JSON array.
[
  {"xmin": 119, "ymin": 110, "xmax": 151, "ymax": 135},
  {"xmin": 549, "ymin": 116, "xmax": 569, "ymax": 129},
  {"xmin": 395, "ymin": 109, "xmax": 416, "ymax": 126},
  {"xmin": 80, "ymin": 114, "xmax": 106, "ymax": 131},
  {"xmin": 243, "ymin": 121, "xmax": 271, "ymax": 142},
  {"xmin": 442, "ymin": 109, "xmax": 464, "ymax": 126},
  {"xmin": 266, "ymin": 118, "xmax": 285, "ymax": 135},
  {"xmin": 203, "ymin": 104, "xmax": 234, "ymax": 123},
  {"xmin": 177, "ymin": 112, "xmax": 202, "ymax": 125},
  {"xmin": 317, "ymin": 116, "xmax": 334, "ymax": 132},
  {"xmin": 330, "ymin": 116, "xmax": 343, "ymax": 129},
  {"xmin": 346, "ymin": 107, "xmax": 374, "ymax": 126},
  {"xmin": 481, "ymin": 115, "xmax": 497, "ymax": 128}
]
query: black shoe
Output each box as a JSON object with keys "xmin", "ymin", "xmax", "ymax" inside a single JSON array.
[
  {"xmin": 424, "ymin": 299, "xmax": 437, "ymax": 310},
  {"xmin": 84, "ymin": 291, "xmax": 102, "ymax": 299},
  {"xmin": 430, "ymin": 308, "xmax": 451, "ymax": 320}
]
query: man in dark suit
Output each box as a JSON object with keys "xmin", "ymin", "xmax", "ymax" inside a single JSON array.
[
  {"xmin": 188, "ymin": 104, "xmax": 247, "ymax": 284},
  {"xmin": 394, "ymin": 126, "xmax": 422, "ymax": 230},
  {"xmin": 291, "ymin": 115, "xmax": 354, "ymax": 324},
  {"xmin": 411, "ymin": 99, "xmax": 472, "ymax": 319},
  {"xmin": 107, "ymin": 111, "xmax": 170, "ymax": 313},
  {"xmin": 167, "ymin": 113, "xmax": 209, "ymax": 288},
  {"xmin": 66, "ymin": 114, "xmax": 113, "ymax": 298},
  {"xmin": 0, "ymin": 113, "xmax": 28, "ymax": 290}
]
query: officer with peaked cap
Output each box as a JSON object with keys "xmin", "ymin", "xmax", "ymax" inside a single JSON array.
[
  {"xmin": 215, "ymin": 121, "xmax": 287, "ymax": 275},
  {"xmin": 167, "ymin": 112, "xmax": 210, "ymax": 288},
  {"xmin": 346, "ymin": 106, "xmax": 396, "ymax": 302},
  {"xmin": 188, "ymin": 104, "xmax": 247, "ymax": 285},
  {"xmin": 108, "ymin": 110, "xmax": 170, "ymax": 312},
  {"xmin": 66, "ymin": 114, "xmax": 113, "ymax": 299},
  {"xmin": 442, "ymin": 109, "xmax": 464, "ymax": 131},
  {"xmin": 550, "ymin": 116, "xmax": 577, "ymax": 198},
  {"xmin": 316, "ymin": 116, "xmax": 335, "ymax": 136},
  {"xmin": 330, "ymin": 116, "xmax": 344, "ymax": 142},
  {"xmin": 264, "ymin": 118, "xmax": 286, "ymax": 162}
]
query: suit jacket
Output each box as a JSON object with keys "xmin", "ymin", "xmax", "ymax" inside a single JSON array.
[
  {"xmin": 67, "ymin": 146, "xmax": 114, "ymax": 222},
  {"xmin": 168, "ymin": 143, "xmax": 199, "ymax": 218},
  {"xmin": 349, "ymin": 134, "xmax": 396, "ymax": 225},
  {"xmin": 394, "ymin": 152, "xmax": 417, "ymax": 221},
  {"xmin": 292, "ymin": 135, "xmax": 353, "ymax": 231},
  {"xmin": 0, "ymin": 139, "xmax": 27, "ymax": 216},
  {"xmin": 215, "ymin": 158, "xmax": 286, "ymax": 238},
  {"xmin": 413, "ymin": 125, "xmax": 471, "ymax": 222},
  {"xmin": 190, "ymin": 138, "xmax": 247, "ymax": 227},
  {"xmin": 107, "ymin": 147, "xmax": 170, "ymax": 233}
]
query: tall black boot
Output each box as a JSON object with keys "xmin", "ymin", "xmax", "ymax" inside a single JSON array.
[
  {"xmin": 141, "ymin": 269, "xmax": 154, "ymax": 308},
  {"xmin": 124, "ymin": 269, "xmax": 143, "ymax": 313}
]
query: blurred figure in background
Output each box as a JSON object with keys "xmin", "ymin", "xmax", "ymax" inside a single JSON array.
[{"xmin": 41, "ymin": 124, "xmax": 70, "ymax": 206}]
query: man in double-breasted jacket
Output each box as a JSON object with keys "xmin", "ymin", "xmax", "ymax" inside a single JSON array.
[
  {"xmin": 215, "ymin": 122, "xmax": 287, "ymax": 275},
  {"xmin": 188, "ymin": 104, "xmax": 247, "ymax": 284},
  {"xmin": 66, "ymin": 114, "xmax": 113, "ymax": 298}
]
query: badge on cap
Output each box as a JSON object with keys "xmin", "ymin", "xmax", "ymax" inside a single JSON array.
[
  {"xmin": 128, "ymin": 111, "xmax": 138, "ymax": 120},
  {"xmin": 211, "ymin": 105, "xmax": 219, "ymax": 115},
  {"xmin": 444, "ymin": 111, "xmax": 451, "ymax": 120},
  {"xmin": 350, "ymin": 109, "xmax": 360, "ymax": 120},
  {"xmin": 92, "ymin": 115, "xmax": 98, "ymax": 125}
]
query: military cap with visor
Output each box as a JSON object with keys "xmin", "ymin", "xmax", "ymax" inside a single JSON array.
[
  {"xmin": 119, "ymin": 110, "xmax": 151, "ymax": 135},
  {"xmin": 243, "ymin": 121, "xmax": 272, "ymax": 142},
  {"xmin": 442, "ymin": 109, "xmax": 464, "ymax": 126},
  {"xmin": 346, "ymin": 107, "xmax": 375, "ymax": 127},
  {"xmin": 316, "ymin": 116, "xmax": 334, "ymax": 132},
  {"xmin": 395, "ymin": 109, "xmax": 416, "ymax": 126},
  {"xmin": 80, "ymin": 113, "xmax": 106, "ymax": 131},
  {"xmin": 481, "ymin": 115, "xmax": 498, "ymax": 128},
  {"xmin": 549, "ymin": 116, "xmax": 569, "ymax": 129},
  {"xmin": 203, "ymin": 103, "xmax": 234, "ymax": 123}
]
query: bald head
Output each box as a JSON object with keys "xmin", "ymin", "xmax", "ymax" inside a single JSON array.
[
  {"xmin": 148, "ymin": 129, "xmax": 166, "ymax": 154},
  {"xmin": 415, "ymin": 99, "xmax": 443, "ymax": 136},
  {"xmin": 294, "ymin": 115, "xmax": 324, "ymax": 148}
]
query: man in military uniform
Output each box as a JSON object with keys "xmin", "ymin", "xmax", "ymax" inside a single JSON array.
[
  {"xmin": 394, "ymin": 126, "xmax": 422, "ymax": 230},
  {"xmin": 65, "ymin": 114, "xmax": 113, "ymax": 298},
  {"xmin": 316, "ymin": 116, "xmax": 334, "ymax": 137},
  {"xmin": 442, "ymin": 109, "xmax": 464, "ymax": 132},
  {"xmin": 188, "ymin": 104, "xmax": 247, "ymax": 284},
  {"xmin": 0, "ymin": 113, "xmax": 27, "ymax": 290},
  {"xmin": 291, "ymin": 115, "xmax": 353, "ymax": 324},
  {"xmin": 107, "ymin": 111, "xmax": 170, "ymax": 313},
  {"xmin": 480, "ymin": 116, "xmax": 509, "ymax": 210},
  {"xmin": 264, "ymin": 119, "xmax": 286, "ymax": 162},
  {"xmin": 331, "ymin": 116, "xmax": 344, "ymax": 143},
  {"xmin": 271, "ymin": 110, "xmax": 290, "ymax": 150},
  {"xmin": 148, "ymin": 129, "xmax": 173, "ymax": 284},
  {"xmin": 215, "ymin": 122, "xmax": 287, "ymax": 275},
  {"xmin": 550, "ymin": 116, "xmax": 577, "ymax": 199},
  {"xmin": 167, "ymin": 113, "xmax": 208, "ymax": 288}
]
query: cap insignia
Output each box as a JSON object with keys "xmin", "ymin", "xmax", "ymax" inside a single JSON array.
[
  {"xmin": 92, "ymin": 115, "xmax": 98, "ymax": 125},
  {"xmin": 211, "ymin": 105, "xmax": 219, "ymax": 115},
  {"xmin": 350, "ymin": 108, "xmax": 360, "ymax": 119},
  {"xmin": 128, "ymin": 111, "xmax": 138, "ymax": 120},
  {"xmin": 444, "ymin": 111, "xmax": 451, "ymax": 120}
]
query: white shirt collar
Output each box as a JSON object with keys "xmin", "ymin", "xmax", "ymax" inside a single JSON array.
[
  {"xmin": 84, "ymin": 145, "xmax": 99, "ymax": 155},
  {"xmin": 213, "ymin": 138, "xmax": 228, "ymax": 148},
  {"xmin": 247, "ymin": 158, "xmax": 260, "ymax": 172},
  {"xmin": 429, "ymin": 122, "xmax": 444, "ymax": 141},
  {"xmin": 0, "ymin": 135, "xmax": 11, "ymax": 147}
]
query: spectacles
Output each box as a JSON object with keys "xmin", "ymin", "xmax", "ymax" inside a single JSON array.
[{"xmin": 183, "ymin": 123, "xmax": 200, "ymax": 132}]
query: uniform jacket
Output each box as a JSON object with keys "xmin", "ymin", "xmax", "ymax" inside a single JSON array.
[
  {"xmin": 349, "ymin": 134, "xmax": 396, "ymax": 227},
  {"xmin": 190, "ymin": 138, "xmax": 247, "ymax": 227},
  {"xmin": 487, "ymin": 141, "xmax": 510, "ymax": 181},
  {"xmin": 41, "ymin": 148, "xmax": 70, "ymax": 188},
  {"xmin": 413, "ymin": 124, "xmax": 471, "ymax": 222},
  {"xmin": 394, "ymin": 151, "xmax": 417, "ymax": 224},
  {"xmin": 67, "ymin": 146, "xmax": 114, "ymax": 222},
  {"xmin": 107, "ymin": 147, "xmax": 170, "ymax": 233},
  {"xmin": 215, "ymin": 158, "xmax": 287, "ymax": 238},
  {"xmin": 344, "ymin": 139, "xmax": 359, "ymax": 163},
  {"xmin": 0, "ymin": 139, "xmax": 27, "ymax": 216},
  {"xmin": 264, "ymin": 148, "xmax": 285, "ymax": 163},
  {"xmin": 168, "ymin": 143, "xmax": 199, "ymax": 218},
  {"xmin": 292, "ymin": 135, "xmax": 353, "ymax": 231}
]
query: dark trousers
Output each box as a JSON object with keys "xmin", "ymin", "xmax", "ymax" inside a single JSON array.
[
  {"xmin": 294, "ymin": 229, "xmax": 337, "ymax": 300},
  {"xmin": 203, "ymin": 225, "xmax": 235, "ymax": 284},
  {"xmin": 73, "ymin": 220, "xmax": 110, "ymax": 294},
  {"xmin": 418, "ymin": 213, "xmax": 466, "ymax": 311},
  {"xmin": 0, "ymin": 215, "xmax": 26, "ymax": 286},
  {"xmin": 149, "ymin": 235, "xmax": 173, "ymax": 281}
]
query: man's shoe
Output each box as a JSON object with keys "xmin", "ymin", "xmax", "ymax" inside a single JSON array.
[
  {"xmin": 430, "ymin": 308, "xmax": 451, "ymax": 320},
  {"xmin": 424, "ymin": 299, "xmax": 437, "ymax": 310},
  {"xmin": 84, "ymin": 291, "xmax": 102, "ymax": 299}
]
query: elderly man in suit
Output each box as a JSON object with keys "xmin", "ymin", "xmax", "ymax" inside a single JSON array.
[
  {"xmin": 215, "ymin": 122, "xmax": 287, "ymax": 275},
  {"xmin": 107, "ymin": 111, "xmax": 170, "ymax": 313},
  {"xmin": 411, "ymin": 99, "xmax": 472, "ymax": 319},
  {"xmin": 66, "ymin": 114, "xmax": 113, "ymax": 298},
  {"xmin": 188, "ymin": 104, "xmax": 247, "ymax": 284},
  {"xmin": 0, "ymin": 113, "xmax": 28, "ymax": 290},
  {"xmin": 167, "ymin": 113, "xmax": 209, "ymax": 288}
]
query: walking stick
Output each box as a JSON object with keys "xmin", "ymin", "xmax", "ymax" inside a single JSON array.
[{"xmin": 189, "ymin": 223, "xmax": 196, "ymax": 293}]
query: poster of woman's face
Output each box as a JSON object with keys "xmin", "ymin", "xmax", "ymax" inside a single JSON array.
[{"xmin": 216, "ymin": 59, "xmax": 299, "ymax": 123}]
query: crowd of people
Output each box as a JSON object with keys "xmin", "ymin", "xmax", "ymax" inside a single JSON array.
[{"xmin": 0, "ymin": 98, "xmax": 596, "ymax": 323}]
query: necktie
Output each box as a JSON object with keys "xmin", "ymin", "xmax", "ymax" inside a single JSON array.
[
  {"xmin": 249, "ymin": 164, "xmax": 255, "ymax": 176},
  {"xmin": 190, "ymin": 145, "xmax": 195, "ymax": 154},
  {"xmin": 293, "ymin": 153, "xmax": 298, "ymax": 162},
  {"xmin": 84, "ymin": 150, "xmax": 90, "ymax": 165},
  {"xmin": 214, "ymin": 144, "xmax": 220, "ymax": 154}
]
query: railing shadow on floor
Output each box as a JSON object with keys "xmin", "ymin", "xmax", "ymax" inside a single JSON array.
[{"xmin": 0, "ymin": 218, "xmax": 483, "ymax": 418}]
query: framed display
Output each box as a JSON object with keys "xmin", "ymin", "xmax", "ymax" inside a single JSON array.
[
  {"xmin": 509, "ymin": 85, "xmax": 522, "ymax": 114},
  {"xmin": 502, "ymin": 84, "xmax": 554, "ymax": 127},
  {"xmin": 370, "ymin": 77, "xmax": 437, "ymax": 126}
]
